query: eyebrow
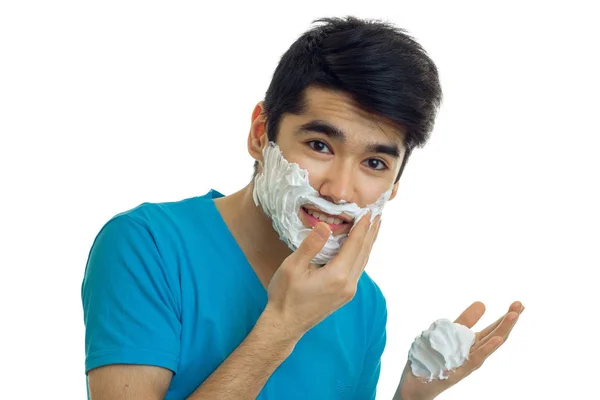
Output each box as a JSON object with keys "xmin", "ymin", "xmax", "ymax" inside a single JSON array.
[{"xmin": 296, "ymin": 119, "xmax": 401, "ymax": 158}]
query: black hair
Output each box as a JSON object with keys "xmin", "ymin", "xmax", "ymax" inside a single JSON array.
[{"xmin": 255, "ymin": 16, "xmax": 443, "ymax": 183}]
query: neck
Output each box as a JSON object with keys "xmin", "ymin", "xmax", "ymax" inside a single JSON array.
[{"xmin": 213, "ymin": 183, "xmax": 293, "ymax": 279}]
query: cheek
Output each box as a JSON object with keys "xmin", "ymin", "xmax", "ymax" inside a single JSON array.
[
  {"xmin": 301, "ymin": 161, "xmax": 329, "ymax": 190},
  {"xmin": 283, "ymin": 151, "xmax": 329, "ymax": 187},
  {"xmin": 356, "ymin": 179, "xmax": 393, "ymax": 206}
]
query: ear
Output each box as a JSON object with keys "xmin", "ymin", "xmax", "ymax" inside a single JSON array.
[
  {"xmin": 388, "ymin": 180, "xmax": 400, "ymax": 201},
  {"xmin": 247, "ymin": 102, "xmax": 269, "ymax": 162}
]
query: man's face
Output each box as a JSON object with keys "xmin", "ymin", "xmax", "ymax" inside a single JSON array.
[{"xmin": 271, "ymin": 86, "xmax": 405, "ymax": 235}]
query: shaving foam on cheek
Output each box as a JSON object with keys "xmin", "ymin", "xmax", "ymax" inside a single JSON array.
[
  {"xmin": 252, "ymin": 142, "xmax": 391, "ymax": 265},
  {"xmin": 407, "ymin": 319, "xmax": 476, "ymax": 382}
]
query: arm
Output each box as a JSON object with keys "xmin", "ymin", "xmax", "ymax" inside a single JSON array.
[
  {"xmin": 87, "ymin": 307, "xmax": 299, "ymax": 400},
  {"xmin": 187, "ymin": 216, "xmax": 383, "ymax": 399},
  {"xmin": 83, "ymin": 212, "xmax": 303, "ymax": 399},
  {"xmin": 88, "ymin": 365, "xmax": 172, "ymax": 400},
  {"xmin": 391, "ymin": 301, "xmax": 524, "ymax": 400},
  {"xmin": 83, "ymin": 214, "xmax": 302, "ymax": 400},
  {"xmin": 185, "ymin": 307, "xmax": 299, "ymax": 399},
  {"xmin": 83, "ymin": 215, "xmax": 181, "ymax": 399},
  {"xmin": 86, "ymin": 214, "xmax": 381, "ymax": 399},
  {"xmin": 190, "ymin": 216, "xmax": 382, "ymax": 399}
]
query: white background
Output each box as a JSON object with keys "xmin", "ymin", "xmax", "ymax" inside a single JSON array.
[{"xmin": 1, "ymin": 1, "xmax": 599, "ymax": 399}]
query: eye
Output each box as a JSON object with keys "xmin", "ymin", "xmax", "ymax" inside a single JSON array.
[
  {"xmin": 307, "ymin": 140, "xmax": 331, "ymax": 154},
  {"xmin": 364, "ymin": 158, "xmax": 387, "ymax": 171}
]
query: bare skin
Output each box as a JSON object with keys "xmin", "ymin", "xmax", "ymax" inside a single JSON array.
[
  {"xmin": 88, "ymin": 215, "xmax": 382, "ymax": 400},
  {"xmin": 394, "ymin": 301, "xmax": 525, "ymax": 400},
  {"xmin": 87, "ymin": 87, "xmax": 523, "ymax": 400},
  {"xmin": 216, "ymin": 86, "xmax": 404, "ymax": 284},
  {"xmin": 87, "ymin": 87, "xmax": 400, "ymax": 399}
]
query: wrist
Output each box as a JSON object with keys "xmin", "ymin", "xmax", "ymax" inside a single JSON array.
[
  {"xmin": 256, "ymin": 306, "xmax": 303, "ymax": 354},
  {"xmin": 394, "ymin": 381, "xmax": 434, "ymax": 400},
  {"xmin": 394, "ymin": 393, "xmax": 433, "ymax": 400}
]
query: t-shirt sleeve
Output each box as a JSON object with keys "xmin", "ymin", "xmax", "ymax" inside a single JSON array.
[
  {"xmin": 81, "ymin": 214, "xmax": 181, "ymax": 374},
  {"xmin": 353, "ymin": 294, "xmax": 388, "ymax": 400}
]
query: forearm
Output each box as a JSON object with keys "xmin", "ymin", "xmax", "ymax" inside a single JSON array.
[
  {"xmin": 186, "ymin": 307, "xmax": 301, "ymax": 400},
  {"xmin": 392, "ymin": 391, "xmax": 423, "ymax": 400},
  {"xmin": 392, "ymin": 386, "xmax": 406, "ymax": 400},
  {"xmin": 392, "ymin": 384, "xmax": 434, "ymax": 400}
]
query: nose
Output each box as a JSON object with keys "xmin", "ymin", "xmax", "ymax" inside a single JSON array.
[{"xmin": 318, "ymin": 162, "xmax": 356, "ymax": 205}]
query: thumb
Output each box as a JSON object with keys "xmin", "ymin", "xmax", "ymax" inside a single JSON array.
[{"xmin": 292, "ymin": 222, "xmax": 330, "ymax": 264}]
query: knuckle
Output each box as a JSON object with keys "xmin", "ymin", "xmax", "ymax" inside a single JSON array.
[
  {"xmin": 279, "ymin": 263, "xmax": 295, "ymax": 279},
  {"xmin": 466, "ymin": 360, "xmax": 480, "ymax": 372},
  {"xmin": 331, "ymin": 272, "xmax": 349, "ymax": 286},
  {"xmin": 467, "ymin": 354, "xmax": 480, "ymax": 366},
  {"xmin": 341, "ymin": 285, "xmax": 357, "ymax": 300}
]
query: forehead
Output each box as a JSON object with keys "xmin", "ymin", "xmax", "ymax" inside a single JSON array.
[{"xmin": 295, "ymin": 86, "xmax": 406, "ymax": 146}]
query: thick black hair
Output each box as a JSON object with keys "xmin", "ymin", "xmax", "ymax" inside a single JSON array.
[{"xmin": 256, "ymin": 16, "xmax": 443, "ymax": 182}]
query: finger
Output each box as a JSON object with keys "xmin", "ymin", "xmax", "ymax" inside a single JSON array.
[
  {"xmin": 454, "ymin": 301, "xmax": 486, "ymax": 329},
  {"xmin": 474, "ymin": 314, "xmax": 505, "ymax": 343},
  {"xmin": 475, "ymin": 301, "xmax": 523, "ymax": 341},
  {"xmin": 460, "ymin": 336, "xmax": 504, "ymax": 378},
  {"xmin": 291, "ymin": 222, "xmax": 330, "ymax": 265},
  {"xmin": 509, "ymin": 301, "xmax": 523, "ymax": 314},
  {"xmin": 476, "ymin": 311, "xmax": 519, "ymax": 350},
  {"xmin": 350, "ymin": 215, "xmax": 381, "ymax": 280},
  {"xmin": 472, "ymin": 310, "xmax": 521, "ymax": 353},
  {"xmin": 370, "ymin": 214, "xmax": 383, "ymax": 243},
  {"xmin": 357, "ymin": 215, "xmax": 380, "ymax": 258},
  {"xmin": 332, "ymin": 210, "xmax": 373, "ymax": 269},
  {"xmin": 496, "ymin": 311, "xmax": 520, "ymax": 342},
  {"xmin": 373, "ymin": 217, "xmax": 382, "ymax": 241},
  {"xmin": 364, "ymin": 215, "xmax": 382, "ymax": 258}
]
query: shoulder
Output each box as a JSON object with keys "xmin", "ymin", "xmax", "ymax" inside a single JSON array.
[
  {"xmin": 91, "ymin": 189, "xmax": 222, "ymax": 252},
  {"xmin": 82, "ymin": 189, "xmax": 223, "ymax": 299},
  {"xmin": 111, "ymin": 190, "xmax": 220, "ymax": 234}
]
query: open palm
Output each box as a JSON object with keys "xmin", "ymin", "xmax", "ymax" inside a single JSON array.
[{"xmin": 395, "ymin": 301, "xmax": 524, "ymax": 400}]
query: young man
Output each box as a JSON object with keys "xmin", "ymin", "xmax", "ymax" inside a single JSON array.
[{"xmin": 82, "ymin": 17, "xmax": 523, "ymax": 400}]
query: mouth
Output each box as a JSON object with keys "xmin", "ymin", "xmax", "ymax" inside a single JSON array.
[{"xmin": 300, "ymin": 206, "xmax": 352, "ymax": 235}]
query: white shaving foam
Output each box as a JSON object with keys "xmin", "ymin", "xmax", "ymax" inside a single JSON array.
[
  {"xmin": 407, "ymin": 318, "xmax": 476, "ymax": 382},
  {"xmin": 252, "ymin": 141, "xmax": 391, "ymax": 264}
]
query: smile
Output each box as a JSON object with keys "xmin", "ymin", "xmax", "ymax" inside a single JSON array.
[{"xmin": 300, "ymin": 206, "xmax": 352, "ymax": 234}]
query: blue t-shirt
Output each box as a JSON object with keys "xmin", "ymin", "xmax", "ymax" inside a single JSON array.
[{"xmin": 81, "ymin": 189, "xmax": 387, "ymax": 399}]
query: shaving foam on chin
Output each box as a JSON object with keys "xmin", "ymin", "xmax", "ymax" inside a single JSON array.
[
  {"xmin": 252, "ymin": 142, "xmax": 391, "ymax": 265},
  {"xmin": 407, "ymin": 319, "xmax": 476, "ymax": 382}
]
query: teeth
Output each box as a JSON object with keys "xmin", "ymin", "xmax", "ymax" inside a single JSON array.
[
  {"xmin": 306, "ymin": 209, "xmax": 344, "ymax": 225},
  {"xmin": 307, "ymin": 209, "xmax": 320, "ymax": 218}
]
